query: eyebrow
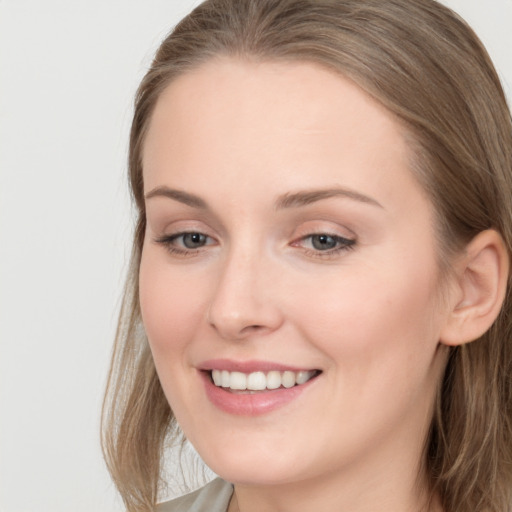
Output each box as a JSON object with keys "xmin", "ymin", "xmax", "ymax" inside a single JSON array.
[
  {"xmin": 275, "ymin": 187, "xmax": 383, "ymax": 210},
  {"xmin": 144, "ymin": 185, "xmax": 383, "ymax": 210},
  {"xmin": 145, "ymin": 186, "xmax": 208, "ymax": 209}
]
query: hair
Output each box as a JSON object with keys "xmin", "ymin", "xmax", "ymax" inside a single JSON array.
[{"xmin": 101, "ymin": 1, "xmax": 512, "ymax": 511}]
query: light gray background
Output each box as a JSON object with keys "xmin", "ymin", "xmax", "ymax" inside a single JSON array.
[{"xmin": 1, "ymin": 1, "xmax": 511, "ymax": 511}]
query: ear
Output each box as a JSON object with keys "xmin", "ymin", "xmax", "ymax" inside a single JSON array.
[{"xmin": 440, "ymin": 229, "xmax": 509, "ymax": 346}]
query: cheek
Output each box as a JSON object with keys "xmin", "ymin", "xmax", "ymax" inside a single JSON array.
[
  {"xmin": 138, "ymin": 247, "xmax": 213, "ymax": 420},
  {"xmin": 139, "ymin": 248, "xmax": 205, "ymax": 357},
  {"xmin": 288, "ymin": 256, "xmax": 442, "ymax": 368},
  {"xmin": 284, "ymin": 259, "xmax": 445, "ymax": 446}
]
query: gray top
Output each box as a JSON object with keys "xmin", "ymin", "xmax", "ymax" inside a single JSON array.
[{"xmin": 157, "ymin": 478, "xmax": 233, "ymax": 512}]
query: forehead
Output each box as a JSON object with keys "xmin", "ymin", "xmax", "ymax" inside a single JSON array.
[{"xmin": 142, "ymin": 58, "xmax": 423, "ymax": 214}]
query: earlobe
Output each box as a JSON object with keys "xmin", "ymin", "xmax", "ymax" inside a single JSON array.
[{"xmin": 440, "ymin": 229, "xmax": 509, "ymax": 347}]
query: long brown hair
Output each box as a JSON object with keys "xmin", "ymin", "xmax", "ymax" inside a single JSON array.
[{"xmin": 101, "ymin": 1, "xmax": 512, "ymax": 510}]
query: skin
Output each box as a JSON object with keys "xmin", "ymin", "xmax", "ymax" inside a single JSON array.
[{"xmin": 139, "ymin": 59, "xmax": 452, "ymax": 512}]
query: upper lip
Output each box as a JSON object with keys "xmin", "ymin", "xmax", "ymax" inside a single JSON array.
[{"xmin": 197, "ymin": 359, "xmax": 319, "ymax": 373}]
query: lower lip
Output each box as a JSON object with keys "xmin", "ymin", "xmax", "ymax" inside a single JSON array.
[{"xmin": 200, "ymin": 371, "xmax": 317, "ymax": 416}]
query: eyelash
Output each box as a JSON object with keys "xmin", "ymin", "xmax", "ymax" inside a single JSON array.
[
  {"xmin": 154, "ymin": 232, "xmax": 216, "ymax": 257},
  {"xmin": 292, "ymin": 233, "xmax": 356, "ymax": 259},
  {"xmin": 154, "ymin": 231, "xmax": 356, "ymax": 259}
]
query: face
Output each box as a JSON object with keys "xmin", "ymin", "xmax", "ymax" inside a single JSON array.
[{"xmin": 140, "ymin": 59, "xmax": 450, "ymax": 489}]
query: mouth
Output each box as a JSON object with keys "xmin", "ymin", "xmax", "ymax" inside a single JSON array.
[
  {"xmin": 199, "ymin": 362, "xmax": 322, "ymax": 415},
  {"xmin": 207, "ymin": 369, "xmax": 321, "ymax": 393}
]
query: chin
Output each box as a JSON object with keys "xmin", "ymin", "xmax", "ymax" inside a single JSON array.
[
  {"xmin": 212, "ymin": 464, "xmax": 297, "ymax": 487},
  {"xmin": 197, "ymin": 440, "xmax": 313, "ymax": 487}
]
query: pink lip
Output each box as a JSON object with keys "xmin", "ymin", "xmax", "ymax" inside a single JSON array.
[
  {"xmin": 198, "ymin": 360, "xmax": 320, "ymax": 416},
  {"xmin": 198, "ymin": 358, "xmax": 313, "ymax": 373}
]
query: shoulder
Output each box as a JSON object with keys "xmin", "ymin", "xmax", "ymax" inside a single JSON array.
[{"xmin": 157, "ymin": 478, "xmax": 233, "ymax": 512}]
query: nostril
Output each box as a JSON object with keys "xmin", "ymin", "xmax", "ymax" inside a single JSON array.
[
  {"xmin": 241, "ymin": 324, "xmax": 266, "ymax": 334},
  {"xmin": 206, "ymin": 292, "xmax": 284, "ymax": 340}
]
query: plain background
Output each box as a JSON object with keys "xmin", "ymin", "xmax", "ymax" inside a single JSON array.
[{"xmin": 1, "ymin": 1, "xmax": 511, "ymax": 511}]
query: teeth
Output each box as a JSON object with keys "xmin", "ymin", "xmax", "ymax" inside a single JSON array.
[
  {"xmin": 230, "ymin": 371, "xmax": 247, "ymax": 390},
  {"xmin": 296, "ymin": 371, "xmax": 311, "ymax": 385},
  {"xmin": 247, "ymin": 371, "xmax": 266, "ymax": 390},
  {"xmin": 212, "ymin": 370, "xmax": 222, "ymax": 386},
  {"xmin": 266, "ymin": 371, "xmax": 281, "ymax": 390},
  {"xmin": 282, "ymin": 371, "xmax": 295, "ymax": 388},
  {"xmin": 210, "ymin": 369, "xmax": 317, "ymax": 391}
]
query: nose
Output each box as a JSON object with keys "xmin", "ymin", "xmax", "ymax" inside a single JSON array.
[{"xmin": 207, "ymin": 249, "xmax": 284, "ymax": 341}]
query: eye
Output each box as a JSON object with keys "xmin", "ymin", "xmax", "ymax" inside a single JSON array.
[
  {"xmin": 180, "ymin": 232, "xmax": 209, "ymax": 249},
  {"xmin": 154, "ymin": 231, "xmax": 216, "ymax": 256},
  {"xmin": 310, "ymin": 234, "xmax": 341, "ymax": 251},
  {"xmin": 292, "ymin": 232, "xmax": 356, "ymax": 258}
]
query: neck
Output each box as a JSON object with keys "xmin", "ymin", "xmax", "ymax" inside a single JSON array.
[
  {"xmin": 228, "ymin": 472, "xmax": 442, "ymax": 512},
  {"xmin": 226, "ymin": 425, "xmax": 442, "ymax": 512}
]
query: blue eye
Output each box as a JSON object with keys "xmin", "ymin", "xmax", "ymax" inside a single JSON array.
[
  {"xmin": 310, "ymin": 234, "xmax": 339, "ymax": 251},
  {"xmin": 297, "ymin": 233, "xmax": 356, "ymax": 257},
  {"xmin": 155, "ymin": 231, "xmax": 215, "ymax": 256},
  {"xmin": 180, "ymin": 232, "xmax": 208, "ymax": 249}
]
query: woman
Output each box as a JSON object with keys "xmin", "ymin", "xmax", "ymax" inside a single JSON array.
[{"xmin": 101, "ymin": 1, "xmax": 512, "ymax": 511}]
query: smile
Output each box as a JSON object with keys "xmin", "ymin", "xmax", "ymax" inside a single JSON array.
[
  {"xmin": 210, "ymin": 369, "xmax": 318, "ymax": 392},
  {"xmin": 198, "ymin": 360, "xmax": 322, "ymax": 415}
]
